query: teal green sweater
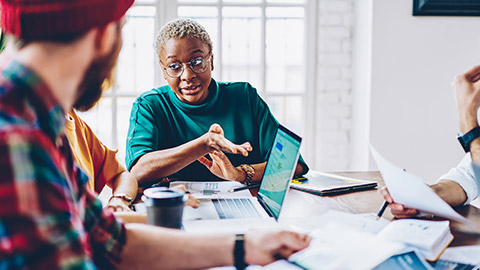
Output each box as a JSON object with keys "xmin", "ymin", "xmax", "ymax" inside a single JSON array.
[{"xmin": 126, "ymin": 79, "xmax": 308, "ymax": 181}]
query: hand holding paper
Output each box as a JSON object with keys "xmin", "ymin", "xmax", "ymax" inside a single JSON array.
[{"xmin": 369, "ymin": 144, "xmax": 470, "ymax": 224}]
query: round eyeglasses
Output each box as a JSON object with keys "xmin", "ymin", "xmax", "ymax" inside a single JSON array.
[{"xmin": 162, "ymin": 54, "xmax": 211, "ymax": 78}]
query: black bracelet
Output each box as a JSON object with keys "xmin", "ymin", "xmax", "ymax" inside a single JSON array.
[{"xmin": 234, "ymin": 234, "xmax": 248, "ymax": 270}]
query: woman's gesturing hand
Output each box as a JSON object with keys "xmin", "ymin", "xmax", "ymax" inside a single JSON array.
[{"xmin": 203, "ymin": 123, "xmax": 252, "ymax": 156}]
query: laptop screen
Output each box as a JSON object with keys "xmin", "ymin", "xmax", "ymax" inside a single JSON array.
[{"xmin": 257, "ymin": 124, "xmax": 302, "ymax": 219}]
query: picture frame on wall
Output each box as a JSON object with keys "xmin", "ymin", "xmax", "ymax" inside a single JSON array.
[{"xmin": 413, "ymin": 0, "xmax": 480, "ymax": 16}]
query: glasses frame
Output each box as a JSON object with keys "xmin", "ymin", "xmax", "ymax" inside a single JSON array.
[{"xmin": 161, "ymin": 53, "xmax": 212, "ymax": 78}]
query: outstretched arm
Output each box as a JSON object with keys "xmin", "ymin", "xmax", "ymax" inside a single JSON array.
[
  {"xmin": 107, "ymin": 171, "xmax": 138, "ymax": 212},
  {"xmin": 130, "ymin": 123, "xmax": 252, "ymax": 186},
  {"xmin": 119, "ymin": 225, "xmax": 311, "ymax": 270}
]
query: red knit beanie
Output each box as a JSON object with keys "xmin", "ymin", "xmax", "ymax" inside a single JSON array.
[{"xmin": 1, "ymin": 0, "xmax": 134, "ymax": 40}]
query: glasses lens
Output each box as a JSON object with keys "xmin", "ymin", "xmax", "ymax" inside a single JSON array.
[
  {"xmin": 190, "ymin": 57, "xmax": 208, "ymax": 73},
  {"xmin": 166, "ymin": 62, "xmax": 183, "ymax": 77}
]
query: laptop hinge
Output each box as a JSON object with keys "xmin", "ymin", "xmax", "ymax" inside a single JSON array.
[{"xmin": 257, "ymin": 195, "xmax": 276, "ymax": 219}]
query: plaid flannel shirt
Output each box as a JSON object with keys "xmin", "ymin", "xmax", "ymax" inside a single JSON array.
[{"xmin": 0, "ymin": 61, "xmax": 126, "ymax": 269}]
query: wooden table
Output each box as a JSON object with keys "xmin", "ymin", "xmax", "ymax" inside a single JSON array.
[{"xmin": 277, "ymin": 171, "xmax": 480, "ymax": 247}]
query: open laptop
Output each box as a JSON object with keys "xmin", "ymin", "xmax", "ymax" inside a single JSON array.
[{"xmin": 181, "ymin": 124, "xmax": 302, "ymax": 223}]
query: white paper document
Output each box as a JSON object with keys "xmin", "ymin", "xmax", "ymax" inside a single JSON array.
[
  {"xmin": 280, "ymin": 210, "xmax": 390, "ymax": 234},
  {"xmin": 170, "ymin": 181, "xmax": 252, "ymax": 199},
  {"xmin": 369, "ymin": 144, "xmax": 470, "ymax": 224},
  {"xmin": 289, "ymin": 223, "xmax": 405, "ymax": 270},
  {"xmin": 440, "ymin": 245, "xmax": 480, "ymax": 265}
]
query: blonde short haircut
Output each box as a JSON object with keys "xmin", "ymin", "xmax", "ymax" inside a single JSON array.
[{"xmin": 155, "ymin": 18, "xmax": 213, "ymax": 61}]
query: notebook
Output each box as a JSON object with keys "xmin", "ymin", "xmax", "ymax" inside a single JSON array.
[
  {"xmin": 180, "ymin": 124, "xmax": 302, "ymax": 231},
  {"xmin": 377, "ymin": 219, "xmax": 454, "ymax": 262},
  {"xmin": 290, "ymin": 171, "xmax": 377, "ymax": 196}
]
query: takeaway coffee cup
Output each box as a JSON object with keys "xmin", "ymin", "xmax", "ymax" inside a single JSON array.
[{"xmin": 142, "ymin": 187, "xmax": 186, "ymax": 229}]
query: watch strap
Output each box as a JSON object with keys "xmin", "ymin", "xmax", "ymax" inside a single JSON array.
[
  {"xmin": 458, "ymin": 126, "xmax": 480, "ymax": 152},
  {"xmin": 111, "ymin": 193, "xmax": 134, "ymax": 204},
  {"xmin": 234, "ymin": 234, "xmax": 248, "ymax": 270}
]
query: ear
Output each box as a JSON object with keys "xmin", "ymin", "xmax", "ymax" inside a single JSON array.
[{"xmin": 95, "ymin": 21, "xmax": 119, "ymax": 57}]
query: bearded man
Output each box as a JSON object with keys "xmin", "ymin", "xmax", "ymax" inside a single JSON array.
[{"xmin": 0, "ymin": 1, "xmax": 310, "ymax": 269}]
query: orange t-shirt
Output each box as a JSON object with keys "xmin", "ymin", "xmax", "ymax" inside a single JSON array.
[{"xmin": 64, "ymin": 110, "xmax": 126, "ymax": 193}]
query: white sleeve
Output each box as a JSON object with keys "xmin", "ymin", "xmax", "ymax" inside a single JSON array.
[{"xmin": 436, "ymin": 154, "xmax": 478, "ymax": 205}]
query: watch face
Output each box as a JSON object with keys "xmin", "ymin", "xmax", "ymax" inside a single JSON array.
[
  {"xmin": 235, "ymin": 234, "xmax": 245, "ymax": 241},
  {"xmin": 242, "ymin": 164, "xmax": 254, "ymax": 175}
]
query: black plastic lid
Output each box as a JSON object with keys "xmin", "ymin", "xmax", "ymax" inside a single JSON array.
[{"xmin": 142, "ymin": 187, "xmax": 186, "ymax": 207}]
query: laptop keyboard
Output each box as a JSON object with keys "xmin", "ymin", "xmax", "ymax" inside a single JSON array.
[{"xmin": 212, "ymin": 198, "xmax": 261, "ymax": 219}]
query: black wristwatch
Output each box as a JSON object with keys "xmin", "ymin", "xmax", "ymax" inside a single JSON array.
[
  {"xmin": 457, "ymin": 126, "xmax": 480, "ymax": 153},
  {"xmin": 234, "ymin": 234, "xmax": 248, "ymax": 270}
]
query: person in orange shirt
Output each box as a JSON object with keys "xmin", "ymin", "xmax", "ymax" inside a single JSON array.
[
  {"xmin": 65, "ymin": 110, "xmax": 138, "ymax": 212},
  {"xmin": 65, "ymin": 110, "xmax": 200, "ymax": 215}
]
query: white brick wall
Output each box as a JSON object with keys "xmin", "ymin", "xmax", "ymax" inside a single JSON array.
[{"xmin": 314, "ymin": 0, "xmax": 354, "ymax": 171}]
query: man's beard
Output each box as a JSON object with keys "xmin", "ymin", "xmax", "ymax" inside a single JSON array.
[{"xmin": 74, "ymin": 28, "xmax": 122, "ymax": 112}]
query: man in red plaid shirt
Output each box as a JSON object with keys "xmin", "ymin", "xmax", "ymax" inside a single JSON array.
[{"xmin": 0, "ymin": 0, "xmax": 310, "ymax": 269}]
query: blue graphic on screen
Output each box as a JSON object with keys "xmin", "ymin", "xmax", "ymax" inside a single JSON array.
[{"xmin": 258, "ymin": 128, "xmax": 301, "ymax": 218}]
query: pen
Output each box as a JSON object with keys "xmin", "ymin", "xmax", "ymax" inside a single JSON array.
[
  {"xmin": 376, "ymin": 168, "xmax": 403, "ymax": 220},
  {"xmin": 228, "ymin": 183, "xmax": 261, "ymax": 193},
  {"xmin": 292, "ymin": 177, "xmax": 307, "ymax": 184},
  {"xmin": 376, "ymin": 200, "xmax": 389, "ymax": 220}
]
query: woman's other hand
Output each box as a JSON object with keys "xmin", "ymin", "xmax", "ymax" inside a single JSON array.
[{"xmin": 198, "ymin": 151, "xmax": 245, "ymax": 182}]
